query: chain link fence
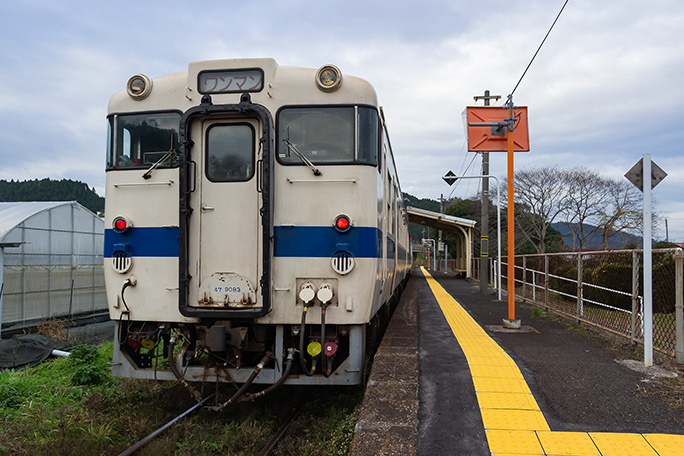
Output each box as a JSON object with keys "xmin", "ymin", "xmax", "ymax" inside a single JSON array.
[{"xmin": 473, "ymin": 249, "xmax": 684, "ymax": 361}]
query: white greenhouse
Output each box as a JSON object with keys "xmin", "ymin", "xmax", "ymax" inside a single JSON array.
[{"xmin": 0, "ymin": 201, "xmax": 106, "ymax": 336}]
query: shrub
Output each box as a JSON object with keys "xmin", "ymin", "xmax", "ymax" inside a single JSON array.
[{"xmin": 69, "ymin": 345, "xmax": 108, "ymax": 386}]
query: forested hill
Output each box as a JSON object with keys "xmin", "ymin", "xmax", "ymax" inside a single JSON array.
[
  {"xmin": 0, "ymin": 179, "xmax": 104, "ymax": 214},
  {"xmin": 403, "ymin": 192, "xmax": 440, "ymax": 212}
]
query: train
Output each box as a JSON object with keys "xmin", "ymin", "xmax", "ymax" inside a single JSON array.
[{"xmin": 104, "ymin": 59, "xmax": 410, "ymax": 401}]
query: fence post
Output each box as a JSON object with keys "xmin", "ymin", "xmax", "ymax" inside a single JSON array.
[
  {"xmin": 632, "ymin": 250, "xmax": 639, "ymax": 345},
  {"xmin": 675, "ymin": 248, "xmax": 683, "ymax": 365},
  {"xmin": 544, "ymin": 255, "xmax": 549, "ymax": 309},
  {"xmin": 522, "ymin": 256, "xmax": 527, "ymax": 301},
  {"xmin": 576, "ymin": 253, "xmax": 583, "ymax": 322}
]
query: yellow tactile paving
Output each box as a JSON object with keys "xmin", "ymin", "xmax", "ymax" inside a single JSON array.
[
  {"xmin": 477, "ymin": 391, "xmax": 540, "ymax": 411},
  {"xmin": 481, "ymin": 408, "xmax": 550, "ymax": 432},
  {"xmin": 642, "ymin": 433, "xmax": 684, "ymax": 456},
  {"xmin": 473, "ymin": 376, "xmax": 534, "ymax": 395},
  {"xmin": 588, "ymin": 433, "xmax": 658, "ymax": 455},
  {"xmin": 485, "ymin": 430, "xmax": 544, "ymax": 454},
  {"xmin": 536, "ymin": 431, "xmax": 599, "ymax": 455},
  {"xmin": 468, "ymin": 354, "xmax": 519, "ymax": 368},
  {"xmin": 419, "ymin": 267, "xmax": 684, "ymax": 456},
  {"xmin": 469, "ymin": 364, "xmax": 524, "ymax": 379}
]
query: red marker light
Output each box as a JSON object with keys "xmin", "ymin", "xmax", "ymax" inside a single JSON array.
[
  {"xmin": 113, "ymin": 217, "xmax": 130, "ymax": 233},
  {"xmin": 336, "ymin": 218, "xmax": 349, "ymax": 230},
  {"xmin": 335, "ymin": 215, "xmax": 351, "ymax": 232}
]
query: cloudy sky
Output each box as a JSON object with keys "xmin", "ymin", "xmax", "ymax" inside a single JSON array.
[{"xmin": 1, "ymin": 0, "xmax": 683, "ymax": 240}]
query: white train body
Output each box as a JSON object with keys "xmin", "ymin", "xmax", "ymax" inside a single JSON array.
[{"xmin": 105, "ymin": 59, "xmax": 410, "ymax": 385}]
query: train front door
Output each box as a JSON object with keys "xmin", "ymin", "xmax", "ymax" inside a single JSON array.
[{"xmin": 186, "ymin": 117, "xmax": 264, "ymax": 313}]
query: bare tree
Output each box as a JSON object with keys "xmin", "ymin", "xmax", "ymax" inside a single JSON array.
[
  {"xmin": 505, "ymin": 165, "xmax": 649, "ymax": 253},
  {"xmin": 599, "ymin": 180, "xmax": 642, "ymax": 249},
  {"xmin": 562, "ymin": 167, "xmax": 613, "ymax": 251},
  {"xmin": 508, "ymin": 166, "xmax": 570, "ymax": 254}
]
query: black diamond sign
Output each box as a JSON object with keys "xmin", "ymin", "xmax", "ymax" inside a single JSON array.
[{"xmin": 443, "ymin": 170, "xmax": 458, "ymax": 186}]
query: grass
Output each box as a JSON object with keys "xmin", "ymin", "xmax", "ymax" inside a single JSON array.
[{"xmin": 0, "ymin": 342, "xmax": 364, "ymax": 455}]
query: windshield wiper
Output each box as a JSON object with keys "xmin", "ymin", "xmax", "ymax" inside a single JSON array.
[
  {"xmin": 283, "ymin": 128, "xmax": 321, "ymax": 176},
  {"xmin": 143, "ymin": 135, "xmax": 177, "ymax": 179}
]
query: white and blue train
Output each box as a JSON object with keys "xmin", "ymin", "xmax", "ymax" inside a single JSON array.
[{"xmin": 104, "ymin": 59, "xmax": 410, "ymax": 394}]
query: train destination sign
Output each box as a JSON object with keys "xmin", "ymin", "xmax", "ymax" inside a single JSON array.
[{"xmin": 198, "ymin": 69, "xmax": 264, "ymax": 94}]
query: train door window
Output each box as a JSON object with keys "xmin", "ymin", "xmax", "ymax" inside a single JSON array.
[
  {"xmin": 357, "ymin": 107, "xmax": 378, "ymax": 165},
  {"xmin": 107, "ymin": 111, "xmax": 181, "ymax": 169},
  {"xmin": 205, "ymin": 123, "xmax": 255, "ymax": 182}
]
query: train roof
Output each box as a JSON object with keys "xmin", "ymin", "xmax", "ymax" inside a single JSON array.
[{"xmin": 108, "ymin": 59, "xmax": 379, "ymax": 115}]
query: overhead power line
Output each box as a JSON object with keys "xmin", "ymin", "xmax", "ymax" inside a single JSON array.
[{"xmin": 510, "ymin": 0, "xmax": 570, "ymax": 97}]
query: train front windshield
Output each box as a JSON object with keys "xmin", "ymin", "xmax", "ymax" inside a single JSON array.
[
  {"xmin": 107, "ymin": 112, "xmax": 181, "ymax": 169},
  {"xmin": 277, "ymin": 106, "xmax": 378, "ymax": 166}
]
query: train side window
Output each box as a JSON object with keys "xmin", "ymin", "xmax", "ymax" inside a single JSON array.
[
  {"xmin": 107, "ymin": 111, "xmax": 181, "ymax": 170},
  {"xmin": 357, "ymin": 107, "xmax": 378, "ymax": 165},
  {"xmin": 205, "ymin": 123, "xmax": 255, "ymax": 182}
]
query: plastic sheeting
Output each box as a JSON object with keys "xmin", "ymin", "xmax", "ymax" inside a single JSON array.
[{"xmin": 0, "ymin": 335, "xmax": 64, "ymax": 369}]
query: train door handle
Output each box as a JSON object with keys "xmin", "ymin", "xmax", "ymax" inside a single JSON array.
[{"xmin": 201, "ymin": 204, "xmax": 215, "ymax": 212}]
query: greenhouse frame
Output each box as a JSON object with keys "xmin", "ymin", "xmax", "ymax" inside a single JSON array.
[{"xmin": 0, "ymin": 201, "xmax": 106, "ymax": 336}]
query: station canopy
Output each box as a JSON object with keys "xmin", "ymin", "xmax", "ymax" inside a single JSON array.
[{"xmin": 406, "ymin": 206, "xmax": 475, "ymax": 277}]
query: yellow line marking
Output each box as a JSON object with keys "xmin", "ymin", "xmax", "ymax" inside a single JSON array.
[{"xmin": 419, "ymin": 267, "xmax": 683, "ymax": 456}]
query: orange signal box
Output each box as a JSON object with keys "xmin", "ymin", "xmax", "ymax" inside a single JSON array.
[{"xmin": 466, "ymin": 106, "xmax": 530, "ymax": 152}]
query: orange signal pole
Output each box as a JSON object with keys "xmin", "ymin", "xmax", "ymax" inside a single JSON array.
[{"xmin": 506, "ymin": 127, "xmax": 516, "ymax": 322}]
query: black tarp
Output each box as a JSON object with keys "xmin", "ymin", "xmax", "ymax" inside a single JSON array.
[{"xmin": 0, "ymin": 335, "xmax": 64, "ymax": 369}]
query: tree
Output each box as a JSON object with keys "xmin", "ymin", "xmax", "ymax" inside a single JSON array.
[
  {"xmin": 506, "ymin": 166, "xmax": 646, "ymax": 252},
  {"xmin": 0, "ymin": 178, "xmax": 104, "ymax": 214},
  {"xmin": 562, "ymin": 168, "xmax": 612, "ymax": 251},
  {"xmin": 599, "ymin": 180, "xmax": 642, "ymax": 249},
  {"xmin": 507, "ymin": 166, "xmax": 570, "ymax": 254}
]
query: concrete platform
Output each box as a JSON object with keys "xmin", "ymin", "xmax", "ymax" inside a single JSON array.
[
  {"xmin": 351, "ymin": 271, "xmax": 419, "ymax": 456},
  {"xmin": 351, "ymin": 267, "xmax": 684, "ymax": 455}
]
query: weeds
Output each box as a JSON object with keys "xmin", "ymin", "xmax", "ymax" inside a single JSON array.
[{"xmin": 0, "ymin": 343, "xmax": 363, "ymax": 455}]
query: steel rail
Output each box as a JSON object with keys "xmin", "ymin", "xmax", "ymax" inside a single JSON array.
[
  {"xmin": 117, "ymin": 394, "xmax": 214, "ymax": 456},
  {"xmin": 257, "ymin": 397, "xmax": 306, "ymax": 456}
]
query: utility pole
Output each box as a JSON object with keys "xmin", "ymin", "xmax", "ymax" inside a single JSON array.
[
  {"xmin": 474, "ymin": 90, "xmax": 501, "ymax": 295},
  {"xmin": 665, "ymin": 218, "xmax": 669, "ymax": 243}
]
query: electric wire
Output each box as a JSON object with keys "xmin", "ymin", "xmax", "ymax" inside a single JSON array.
[{"xmin": 510, "ymin": 0, "xmax": 570, "ymax": 97}]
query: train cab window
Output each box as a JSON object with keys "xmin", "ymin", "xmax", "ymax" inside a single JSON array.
[
  {"xmin": 277, "ymin": 106, "xmax": 379, "ymax": 166},
  {"xmin": 107, "ymin": 112, "xmax": 180, "ymax": 169},
  {"xmin": 206, "ymin": 123, "xmax": 255, "ymax": 182}
]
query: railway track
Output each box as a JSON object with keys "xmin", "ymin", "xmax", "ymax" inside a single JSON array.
[
  {"xmin": 117, "ymin": 392, "xmax": 307, "ymax": 456},
  {"xmin": 117, "ymin": 394, "xmax": 215, "ymax": 456}
]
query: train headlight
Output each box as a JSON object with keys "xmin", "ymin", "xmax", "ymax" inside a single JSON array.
[
  {"xmin": 126, "ymin": 74, "xmax": 153, "ymax": 99},
  {"xmin": 334, "ymin": 214, "xmax": 352, "ymax": 233},
  {"xmin": 315, "ymin": 65, "xmax": 342, "ymax": 92}
]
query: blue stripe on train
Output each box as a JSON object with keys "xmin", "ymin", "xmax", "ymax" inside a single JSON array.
[
  {"xmin": 104, "ymin": 227, "xmax": 179, "ymax": 258},
  {"xmin": 273, "ymin": 226, "xmax": 382, "ymax": 258},
  {"xmin": 104, "ymin": 226, "xmax": 383, "ymax": 259}
]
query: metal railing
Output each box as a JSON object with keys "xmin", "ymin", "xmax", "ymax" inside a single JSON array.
[{"xmin": 472, "ymin": 248, "xmax": 684, "ymax": 363}]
